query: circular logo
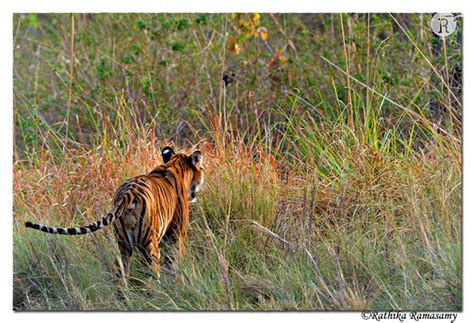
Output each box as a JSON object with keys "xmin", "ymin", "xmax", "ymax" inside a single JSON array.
[
  {"xmin": 431, "ymin": 13, "xmax": 457, "ymax": 37},
  {"xmin": 361, "ymin": 311, "xmax": 372, "ymax": 320}
]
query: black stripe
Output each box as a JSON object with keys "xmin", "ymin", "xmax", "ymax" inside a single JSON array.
[
  {"xmin": 67, "ymin": 228, "xmax": 77, "ymax": 235},
  {"xmin": 117, "ymin": 239, "xmax": 127, "ymax": 249},
  {"xmin": 80, "ymin": 227, "xmax": 87, "ymax": 234},
  {"xmin": 134, "ymin": 186, "xmax": 147, "ymax": 195},
  {"xmin": 167, "ymin": 170, "xmax": 179, "ymax": 188},
  {"xmin": 118, "ymin": 239, "xmax": 132, "ymax": 255},
  {"xmin": 149, "ymin": 168, "xmax": 169, "ymax": 177},
  {"xmin": 136, "ymin": 179, "xmax": 146, "ymax": 185},
  {"xmin": 161, "ymin": 176, "xmax": 173, "ymax": 186},
  {"xmin": 142, "ymin": 238, "xmax": 152, "ymax": 250},
  {"xmin": 87, "ymin": 223, "xmax": 98, "ymax": 232},
  {"xmin": 141, "ymin": 225, "xmax": 151, "ymax": 245},
  {"xmin": 136, "ymin": 217, "xmax": 143, "ymax": 245},
  {"xmin": 118, "ymin": 216, "xmax": 130, "ymax": 244},
  {"xmin": 40, "ymin": 226, "xmax": 48, "ymax": 233},
  {"xmin": 136, "ymin": 198, "xmax": 146, "ymax": 244}
]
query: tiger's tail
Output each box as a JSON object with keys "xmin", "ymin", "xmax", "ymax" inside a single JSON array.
[{"xmin": 25, "ymin": 208, "xmax": 120, "ymax": 235}]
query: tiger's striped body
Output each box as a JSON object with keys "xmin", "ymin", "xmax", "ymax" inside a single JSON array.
[{"xmin": 25, "ymin": 147, "xmax": 204, "ymax": 278}]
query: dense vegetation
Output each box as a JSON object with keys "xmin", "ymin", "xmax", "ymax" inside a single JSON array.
[{"xmin": 13, "ymin": 13, "xmax": 462, "ymax": 310}]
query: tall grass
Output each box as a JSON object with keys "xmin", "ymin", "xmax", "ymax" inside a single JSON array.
[{"xmin": 13, "ymin": 13, "xmax": 461, "ymax": 310}]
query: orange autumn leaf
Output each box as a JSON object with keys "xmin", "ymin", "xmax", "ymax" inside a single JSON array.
[
  {"xmin": 226, "ymin": 36, "xmax": 241, "ymax": 54},
  {"xmin": 267, "ymin": 49, "xmax": 287, "ymax": 68},
  {"xmin": 257, "ymin": 27, "xmax": 268, "ymax": 40}
]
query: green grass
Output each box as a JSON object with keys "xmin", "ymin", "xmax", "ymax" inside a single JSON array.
[{"xmin": 13, "ymin": 13, "xmax": 461, "ymax": 310}]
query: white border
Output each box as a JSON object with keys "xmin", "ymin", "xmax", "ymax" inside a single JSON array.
[
  {"xmin": 1, "ymin": 1, "xmax": 471, "ymax": 323},
  {"xmin": 2, "ymin": 0, "xmax": 467, "ymax": 13}
]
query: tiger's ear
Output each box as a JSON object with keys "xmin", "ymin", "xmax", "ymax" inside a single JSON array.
[
  {"xmin": 190, "ymin": 150, "xmax": 201, "ymax": 166},
  {"xmin": 162, "ymin": 146, "xmax": 175, "ymax": 163}
]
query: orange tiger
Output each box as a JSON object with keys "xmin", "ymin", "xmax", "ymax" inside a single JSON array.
[{"xmin": 25, "ymin": 147, "xmax": 204, "ymax": 279}]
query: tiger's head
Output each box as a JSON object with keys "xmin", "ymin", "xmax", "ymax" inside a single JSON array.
[{"xmin": 161, "ymin": 146, "xmax": 204, "ymax": 203}]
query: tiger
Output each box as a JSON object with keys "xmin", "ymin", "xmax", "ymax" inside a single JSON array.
[{"xmin": 25, "ymin": 146, "xmax": 204, "ymax": 279}]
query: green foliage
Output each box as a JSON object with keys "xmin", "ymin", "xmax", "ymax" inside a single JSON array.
[
  {"xmin": 195, "ymin": 14, "xmax": 208, "ymax": 25},
  {"xmin": 171, "ymin": 41, "xmax": 185, "ymax": 52},
  {"xmin": 28, "ymin": 13, "xmax": 39, "ymax": 29},
  {"xmin": 139, "ymin": 76, "xmax": 153, "ymax": 98},
  {"xmin": 97, "ymin": 58, "xmax": 112, "ymax": 81},
  {"xmin": 177, "ymin": 17, "xmax": 189, "ymax": 31},
  {"xmin": 137, "ymin": 18, "xmax": 149, "ymax": 31}
]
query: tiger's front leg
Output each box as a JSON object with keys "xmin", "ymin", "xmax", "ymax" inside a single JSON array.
[
  {"xmin": 177, "ymin": 228, "xmax": 187, "ymax": 259},
  {"xmin": 162, "ymin": 212, "xmax": 189, "ymax": 260},
  {"xmin": 175, "ymin": 207, "xmax": 190, "ymax": 259}
]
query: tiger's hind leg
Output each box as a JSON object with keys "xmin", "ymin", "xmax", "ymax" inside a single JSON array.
[
  {"xmin": 113, "ymin": 240, "xmax": 133, "ymax": 302},
  {"xmin": 137, "ymin": 232, "xmax": 161, "ymax": 278},
  {"xmin": 113, "ymin": 218, "xmax": 133, "ymax": 283},
  {"xmin": 115, "ymin": 240, "xmax": 133, "ymax": 282}
]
